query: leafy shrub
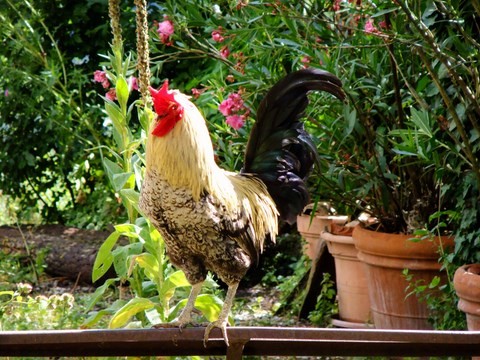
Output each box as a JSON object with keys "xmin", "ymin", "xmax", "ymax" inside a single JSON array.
[
  {"xmin": 308, "ymin": 273, "xmax": 338, "ymax": 327},
  {"xmin": 0, "ymin": 0, "xmax": 135, "ymax": 227},
  {"xmin": 0, "ymin": 284, "xmax": 84, "ymax": 330}
]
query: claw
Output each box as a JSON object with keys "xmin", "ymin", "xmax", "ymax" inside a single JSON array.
[
  {"xmin": 203, "ymin": 282, "xmax": 239, "ymax": 347},
  {"xmin": 203, "ymin": 320, "xmax": 229, "ymax": 347}
]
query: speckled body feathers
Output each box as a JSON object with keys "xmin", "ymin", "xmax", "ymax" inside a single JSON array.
[{"xmin": 140, "ymin": 169, "xmax": 269, "ymax": 285}]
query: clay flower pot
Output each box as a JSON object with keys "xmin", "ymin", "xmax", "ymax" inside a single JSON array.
[
  {"xmin": 454, "ymin": 264, "xmax": 480, "ymax": 331},
  {"xmin": 353, "ymin": 225, "xmax": 454, "ymax": 329},
  {"xmin": 297, "ymin": 214, "xmax": 347, "ymax": 260},
  {"xmin": 322, "ymin": 224, "xmax": 371, "ymax": 326}
]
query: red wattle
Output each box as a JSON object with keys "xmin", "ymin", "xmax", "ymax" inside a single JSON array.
[{"xmin": 152, "ymin": 113, "xmax": 177, "ymax": 137}]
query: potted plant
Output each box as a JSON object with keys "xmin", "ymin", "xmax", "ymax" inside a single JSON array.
[
  {"xmin": 322, "ymin": 222, "xmax": 371, "ymax": 327},
  {"xmin": 309, "ymin": 2, "xmax": 480, "ymax": 329},
  {"xmin": 454, "ymin": 264, "xmax": 480, "ymax": 331},
  {"xmin": 296, "ymin": 203, "xmax": 348, "ymax": 260}
]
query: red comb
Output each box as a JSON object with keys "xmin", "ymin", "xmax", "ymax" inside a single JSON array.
[{"xmin": 149, "ymin": 80, "xmax": 176, "ymax": 116}]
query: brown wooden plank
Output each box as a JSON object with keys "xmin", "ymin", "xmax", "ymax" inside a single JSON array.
[{"xmin": 1, "ymin": 327, "xmax": 479, "ymax": 357}]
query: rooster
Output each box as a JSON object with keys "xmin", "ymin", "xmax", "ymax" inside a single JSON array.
[{"xmin": 139, "ymin": 68, "xmax": 344, "ymax": 345}]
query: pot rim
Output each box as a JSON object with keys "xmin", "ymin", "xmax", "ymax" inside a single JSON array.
[{"xmin": 352, "ymin": 224, "xmax": 454, "ymax": 259}]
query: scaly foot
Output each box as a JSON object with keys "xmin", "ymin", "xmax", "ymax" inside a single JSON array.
[
  {"xmin": 204, "ymin": 319, "xmax": 229, "ymax": 347},
  {"xmin": 152, "ymin": 282, "xmax": 203, "ymax": 331},
  {"xmin": 203, "ymin": 282, "xmax": 239, "ymax": 347}
]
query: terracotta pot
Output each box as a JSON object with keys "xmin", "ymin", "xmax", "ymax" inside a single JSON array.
[
  {"xmin": 353, "ymin": 225, "xmax": 454, "ymax": 329},
  {"xmin": 454, "ymin": 264, "xmax": 480, "ymax": 360},
  {"xmin": 297, "ymin": 215, "xmax": 348, "ymax": 260},
  {"xmin": 322, "ymin": 229, "xmax": 371, "ymax": 325},
  {"xmin": 454, "ymin": 264, "xmax": 480, "ymax": 331}
]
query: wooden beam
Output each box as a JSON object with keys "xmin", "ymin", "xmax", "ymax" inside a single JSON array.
[{"xmin": 1, "ymin": 327, "xmax": 479, "ymax": 358}]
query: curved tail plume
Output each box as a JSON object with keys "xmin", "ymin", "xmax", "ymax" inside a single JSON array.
[{"xmin": 242, "ymin": 68, "xmax": 345, "ymax": 224}]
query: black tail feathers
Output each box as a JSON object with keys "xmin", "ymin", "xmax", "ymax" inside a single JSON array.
[{"xmin": 242, "ymin": 68, "xmax": 345, "ymax": 224}]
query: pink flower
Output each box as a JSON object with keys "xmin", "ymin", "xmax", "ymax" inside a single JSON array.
[
  {"xmin": 333, "ymin": 0, "xmax": 341, "ymax": 11},
  {"xmin": 4, "ymin": 89, "xmax": 9, "ymax": 97},
  {"xmin": 220, "ymin": 46, "xmax": 230, "ymax": 58},
  {"xmin": 106, "ymin": 88, "xmax": 117, "ymax": 101},
  {"xmin": 94, "ymin": 70, "xmax": 110, "ymax": 89},
  {"xmin": 226, "ymin": 114, "xmax": 245, "ymax": 130},
  {"xmin": 301, "ymin": 56, "xmax": 311, "ymax": 68},
  {"xmin": 157, "ymin": 19, "xmax": 174, "ymax": 45},
  {"xmin": 93, "ymin": 70, "xmax": 106, "ymax": 83},
  {"xmin": 236, "ymin": 0, "xmax": 248, "ymax": 10},
  {"xmin": 230, "ymin": 93, "xmax": 244, "ymax": 112},
  {"xmin": 212, "ymin": 29, "xmax": 225, "ymax": 43},
  {"xmin": 219, "ymin": 98, "xmax": 234, "ymax": 116},
  {"xmin": 128, "ymin": 76, "xmax": 138, "ymax": 91},
  {"xmin": 219, "ymin": 92, "xmax": 245, "ymax": 116},
  {"xmin": 364, "ymin": 19, "xmax": 378, "ymax": 34},
  {"xmin": 378, "ymin": 20, "xmax": 388, "ymax": 29},
  {"xmin": 191, "ymin": 88, "xmax": 201, "ymax": 99}
]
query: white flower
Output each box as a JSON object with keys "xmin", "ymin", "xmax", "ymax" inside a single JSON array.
[
  {"xmin": 72, "ymin": 55, "xmax": 90, "ymax": 65},
  {"xmin": 213, "ymin": 4, "xmax": 221, "ymax": 15}
]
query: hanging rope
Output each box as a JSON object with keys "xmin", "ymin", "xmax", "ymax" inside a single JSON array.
[
  {"xmin": 108, "ymin": 0, "xmax": 122, "ymax": 49},
  {"xmin": 108, "ymin": 0, "xmax": 151, "ymax": 107},
  {"xmin": 134, "ymin": 0, "xmax": 152, "ymax": 108}
]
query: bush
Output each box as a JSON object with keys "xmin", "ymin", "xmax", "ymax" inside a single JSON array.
[{"xmin": 0, "ymin": 0, "xmax": 137, "ymax": 227}]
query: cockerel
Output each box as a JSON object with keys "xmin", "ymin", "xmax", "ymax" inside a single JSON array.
[{"xmin": 139, "ymin": 68, "xmax": 344, "ymax": 345}]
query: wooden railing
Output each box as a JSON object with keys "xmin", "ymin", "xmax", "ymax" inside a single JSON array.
[{"xmin": 1, "ymin": 327, "xmax": 480, "ymax": 359}]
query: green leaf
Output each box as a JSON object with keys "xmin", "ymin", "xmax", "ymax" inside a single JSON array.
[
  {"xmin": 165, "ymin": 270, "xmax": 190, "ymax": 288},
  {"xmin": 112, "ymin": 172, "xmax": 135, "ymax": 192},
  {"xmin": 119, "ymin": 188, "xmax": 140, "ymax": 211},
  {"xmin": 92, "ymin": 231, "xmax": 120, "ymax": 282},
  {"xmin": 193, "ymin": 294, "xmax": 225, "ymax": 323},
  {"xmin": 109, "ymin": 297, "xmax": 155, "ymax": 329},
  {"xmin": 274, "ymin": 38, "xmax": 300, "ymax": 48},
  {"xmin": 162, "ymin": 270, "xmax": 190, "ymax": 301},
  {"xmin": 114, "ymin": 223, "xmax": 139, "ymax": 239},
  {"xmin": 105, "ymin": 101, "xmax": 124, "ymax": 129},
  {"xmin": 135, "ymin": 253, "xmax": 161, "ymax": 286},
  {"xmin": 372, "ymin": 7, "xmax": 399, "ymax": 18},
  {"xmin": 145, "ymin": 307, "xmax": 162, "ymax": 325},
  {"xmin": 103, "ymin": 158, "xmax": 123, "ymax": 189},
  {"xmin": 0, "ymin": 291, "xmax": 14, "ymax": 298},
  {"xmin": 85, "ymin": 278, "xmax": 118, "ymax": 311},
  {"xmin": 139, "ymin": 107, "xmax": 154, "ymax": 133},
  {"xmin": 143, "ymin": 223, "xmax": 164, "ymax": 258},
  {"xmin": 113, "ymin": 242, "xmax": 143, "ymax": 278},
  {"xmin": 116, "ymin": 75, "xmax": 129, "ymax": 113},
  {"xmin": 410, "ymin": 108, "xmax": 433, "ymax": 138},
  {"xmin": 103, "ymin": 158, "xmax": 135, "ymax": 192},
  {"xmin": 429, "ymin": 276, "xmax": 441, "ymax": 288},
  {"xmin": 81, "ymin": 309, "xmax": 115, "ymax": 329}
]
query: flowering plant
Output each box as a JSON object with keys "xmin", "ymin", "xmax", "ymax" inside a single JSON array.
[
  {"xmin": 147, "ymin": 1, "xmax": 478, "ymax": 255},
  {"xmin": 148, "ymin": 1, "xmax": 347, "ymax": 173}
]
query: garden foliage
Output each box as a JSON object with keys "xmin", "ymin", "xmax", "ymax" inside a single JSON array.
[{"xmin": 0, "ymin": 0, "xmax": 137, "ymax": 227}]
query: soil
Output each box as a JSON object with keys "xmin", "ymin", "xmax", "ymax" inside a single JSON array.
[{"xmin": 0, "ymin": 224, "xmax": 112, "ymax": 285}]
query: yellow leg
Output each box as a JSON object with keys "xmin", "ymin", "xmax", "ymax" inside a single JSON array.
[
  {"xmin": 204, "ymin": 282, "xmax": 239, "ymax": 347},
  {"xmin": 171, "ymin": 282, "xmax": 203, "ymax": 328}
]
